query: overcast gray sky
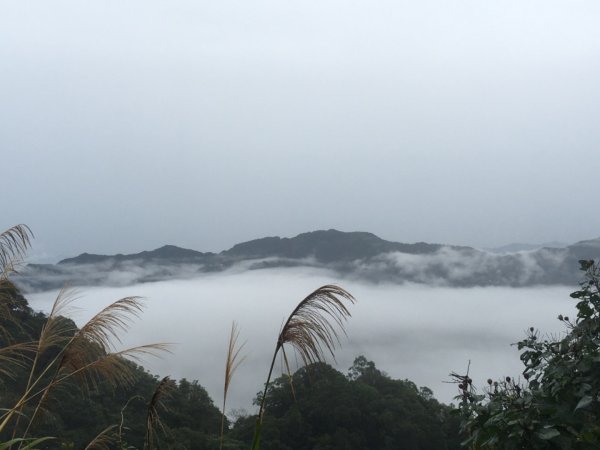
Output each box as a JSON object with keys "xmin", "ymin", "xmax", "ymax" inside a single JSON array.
[{"xmin": 2, "ymin": 0, "xmax": 600, "ymax": 261}]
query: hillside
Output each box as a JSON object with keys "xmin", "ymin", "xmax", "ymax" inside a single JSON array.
[{"xmin": 14, "ymin": 229, "xmax": 600, "ymax": 292}]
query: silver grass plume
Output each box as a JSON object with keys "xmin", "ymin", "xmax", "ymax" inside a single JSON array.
[{"xmin": 252, "ymin": 285, "xmax": 355, "ymax": 450}]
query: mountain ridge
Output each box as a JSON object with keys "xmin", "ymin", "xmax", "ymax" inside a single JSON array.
[
  {"xmin": 58, "ymin": 244, "xmax": 212, "ymax": 265},
  {"xmin": 14, "ymin": 229, "xmax": 600, "ymax": 292},
  {"xmin": 57, "ymin": 229, "xmax": 468, "ymax": 265}
]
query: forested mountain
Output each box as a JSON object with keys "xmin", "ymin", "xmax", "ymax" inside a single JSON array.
[{"xmin": 15, "ymin": 230, "xmax": 600, "ymax": 292}]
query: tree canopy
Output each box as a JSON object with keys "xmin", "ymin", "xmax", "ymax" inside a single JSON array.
[{"xmin": 232, "ymin": 357, "xmax": 461, "ymax": 450}]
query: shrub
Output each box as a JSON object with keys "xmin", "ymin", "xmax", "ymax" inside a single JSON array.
[{"xmin": 454, "ymin": 260, "xmax": 600, "ymax": 449}]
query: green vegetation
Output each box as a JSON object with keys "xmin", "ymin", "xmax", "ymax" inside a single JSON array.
[
  {"xmin": 0, "ymin": 223, "xmax": 463, "ymax": 448},
  {"xmin": 455, "ymin": 260, "xmax": 600, "ymax": 449},
  {"xmin": 252, "ymin": 285, "xmax": 355, "ymax": 450},
  {"xmin": 19, "ymin": 224, "xmax": 600, "ymax": 448},
  {"xmin": 0, "ymin": 225, "xmax": 223, "ymax": 448},
  {"xmin": 234, "ymin": 357, "xmax": 461, "ymax": 450},
  {"xmin": 0, "ymin": 281, "xmax": 460, "ymax": 448}
]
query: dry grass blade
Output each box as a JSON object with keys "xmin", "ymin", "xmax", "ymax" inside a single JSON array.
[
  {"xmin": 223, "ymin": 322, "xmax": 246, "ymax": 399},
  {"xmin": 57, "ymin": 296, "xmax": 148, "ymax": 388},
  {"xmin": 14, "ymin": 342, "xmax": 170, "ymax": 443},
  {"xmin": 0, "ymin": 224, "xmax": 33, "ymax": 342},
  {"xmin": 18, "ymin": 342, "xmax": 170, "ymax": 441},
  {"xmin": 37, "ymin": 288, "xmax": 79, "ymax": 353},
  {"xmin": 220, "ymin": 322, "xmax": 246, "ymax": 450},
  {"xmin": 255, "ymin": 284, "xmax": 355, "ymax": 437},
  {"xmin": 281, "ymin": 346, "xmax": 296, "ymax": 401},
  {"xmin": 278, "ymin": 285, "xmax": 355, "ymax": 366},
  {"xmin": 9, "ymin": 289, "xmax": 79, "ymax": 439},
  {"xmin": 75, "ymin": 296, "xmax": 144, "ymax": 352},
  {"xmin": 60, "ymin": 296, "xmax": 167, "ymax": 390},
  {"xmin": 0, "ymin": 341, "xmax": 37, "ymax": 377},
  {"xmin": 144, "ymin": 376, "xmax": 172, "ymax": 450},
  {"xmin": 0, "ymin": 225, "xmax": 33, "ymax": 277},
  {"xmin": 84, "ymin": 425, "xmax": 117, "ymax": 450},
  {"xmin": 60, "ymin": 343, "xmax": 172, "ymax": 390}
]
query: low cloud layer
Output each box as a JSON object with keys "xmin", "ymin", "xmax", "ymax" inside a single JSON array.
[
  {"xmin": 350, "ymin": 247, "xmax": 574, "ymax": 286},
  {"xmin": 26, "ymin": 268, "xmax": 576, "ymax": 413},
  {"xmin": 16, "ymin": 241, "xmax": 591, "ymax": 293}
]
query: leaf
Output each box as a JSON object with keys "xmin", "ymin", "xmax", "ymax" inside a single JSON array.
[
  {"xmin": 537, "ymin": 427, "xmax": 560, "ymax": 440},
  {"xmin": 0, "ymin": 437, "xmax": 54, "ymax": 449},
  {"xmin": 251, "ymin": 420, "xmax": 262, "ymax": 450},
  {"xmin": 575, "ymin": 395, "xmax": 593, "ymax": 411}
]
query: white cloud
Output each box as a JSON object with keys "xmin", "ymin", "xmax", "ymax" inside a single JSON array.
[{"xmin": 27, "ymin": 268, "xmax": 576, "ymax": 412}]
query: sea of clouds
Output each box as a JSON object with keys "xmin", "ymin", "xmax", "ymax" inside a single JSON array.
[
  {"xmin": 27, "ymin": 267, "xmax": 577, "ymax": 416},
  {"xmin": 17, "ymin": 244, "xmax": 580, "ymax": 292}
]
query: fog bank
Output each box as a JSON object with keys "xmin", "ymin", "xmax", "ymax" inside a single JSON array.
[{"xmin": 27, "ymin": 268, "xmax": 576, "ymax": 414}]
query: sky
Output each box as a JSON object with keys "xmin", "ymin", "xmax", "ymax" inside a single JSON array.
[{"xmin": 2, "ymin": 1, "xmax": 600, "ymax": 261}]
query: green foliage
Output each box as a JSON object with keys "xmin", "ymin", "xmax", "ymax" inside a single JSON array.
[
  {"xmin": 0, "ymin": 224, "xmax": 223, "ymax": 449},
  {"xmin": 234, "ymin": 358, "xmax": 461, "ymax": 450},
  {"xmin": 0, "ymin": 283, "xmax": 459, "ymax": 449},
  {"xmin": 455, "ymin": 260, "xmax": 600, "ymax": 449},
  {"xmin": 0, "ymin": 335, "xmax": 224, "ymax": 449},
  {"xmin": 0, "ymin": 224, "xmax": 461, "ymax": 449},
  {"xmin": 159, "ymin": 379, "xmax": 224, "ymax": 449},
  {"xmin": 251, "ymin": 285, "xmax": 355, "ymax": 450},
  {"xmin": 0, "ymin": 437, "xmax": 53, "ymax": 449}
]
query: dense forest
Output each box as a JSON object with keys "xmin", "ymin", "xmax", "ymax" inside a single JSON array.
[{"xmin": 232, "ymin": 359, "xmax": 461, "ymax": 450}]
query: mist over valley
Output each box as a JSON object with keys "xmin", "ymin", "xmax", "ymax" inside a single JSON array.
[
  {"xmin": 3, "ymin": 1, "xmax": 599, "ymax": 445},
  {"xmin": 26, "ymin": 267, "xmax": 577, "ymax": 413},
  {"xmin": 18, "ymin": 228, "xmax": 593, "ymax": 414}
]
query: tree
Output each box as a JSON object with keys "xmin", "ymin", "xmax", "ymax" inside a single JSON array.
[
  {"xmin": 455, "ymin": 260, "xmax": 600, "ymax": 449},
  {"xmin": 233, "ymin": 358, "xmax": 461, "ymax": 450}
]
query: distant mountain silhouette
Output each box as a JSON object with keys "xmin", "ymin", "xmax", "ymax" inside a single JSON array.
[
  {"xmin": 56, "ymin": 230, "xmax": 448, "ymax": 266},
  {"xmin": 223, "ymin": 229, "xmax": 450, "ymax": 262},
  {"xmin": 58, "ymin": 244, "xmax": 211, "ymax": 265},
  {"xmin": 13, "ymin": 230, "xmax": 600, "ymax": 292}
]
